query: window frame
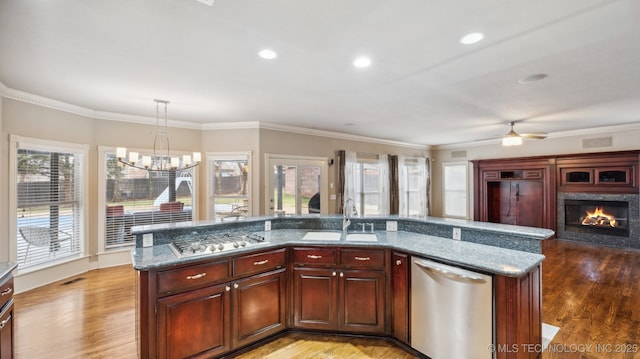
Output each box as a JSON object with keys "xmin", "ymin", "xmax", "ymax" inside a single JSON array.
[
  {"xmin": 97, "ymin": 146, "xmax": 198, "ymax": 252},
  {"xmin": 9, "ymin": 135, "xmax": 89, "ymax": 272},
  {"xmin": 206, "ymin": 151, "xmax": 252, "ymax": 222}
]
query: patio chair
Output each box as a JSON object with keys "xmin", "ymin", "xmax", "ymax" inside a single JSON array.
[{"xmin": 18, "ymin": 226, "xmax": 72, "ymax": 263}]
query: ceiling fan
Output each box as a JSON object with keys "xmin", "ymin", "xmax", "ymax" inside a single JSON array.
[{"xmin": 501, "ymin": 121, "xmax": 547, "ymax": 146}]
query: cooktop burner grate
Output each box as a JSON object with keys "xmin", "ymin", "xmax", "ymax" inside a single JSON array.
[{"xmin": 170, "ymin": 232, "xmax": 266, "ymax": 257}]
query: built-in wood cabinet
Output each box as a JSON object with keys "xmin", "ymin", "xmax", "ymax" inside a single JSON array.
[
  {"xmin": 473, "ymin": 157, "xmax": 556, "ymax": 230},
  {"xmin": 391, "ymin": 251, "xmax": 409, "ymax": 344},
  {"xmin": 0, "ymin": 273, "xmax": 14, "ymax": 359},
  {"xmin": 495, "ymin": 265, "xmax": 542, "ymax": 359},
  {"xmin": 138, "ymin": 248, "xmax": 287, "ymax": 359},
  {"xmin": 556, "ymin": 152, "xmax": 638, "ymax": 193},
  {"xmin": 292, "ymin": 247, "xmax": 387, "ymax": 334}
]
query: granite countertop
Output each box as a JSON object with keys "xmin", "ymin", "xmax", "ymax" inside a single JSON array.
[
  {"xmin": 132, "ymin": 229, "xmax": 545, "ymax": 277},
  {"xmin": 0, "ymin": 262, "xmax": 18, "ymax": 280}
]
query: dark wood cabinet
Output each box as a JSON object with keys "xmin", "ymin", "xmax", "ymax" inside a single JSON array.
[
  {"xmin": 391, "ymin": 252, "xmax": 409, "ymax": 344},
  {"xmin": 292, "ymin": 247, "xmax": 387, "ymax": 334},
  {"xmin": 494, "ymin": 265, "xmax": 542, "ymax": 359},
  {"xmin": 557, "ymin": 152, "xmax": 638, "ymax": 193},
  {"xmin": 232, "ymin": 269, "xmax": 287, "ymax": 348},
  {"xmin": 157, "ymin": 283, "xmax": 231, "ymax": 359},
  {"xmin": 0, "ymin": 301, "xmax": 12, "ymax": 359},
  {"xmin": 0, "ymin": 273, "xmax": 14, "ymax": 359},
  {"xmin": 138, "ymin": 249, "xmax": 287, "ymax": 359},
  {"xmin": 473, "ymin": 157, "xmax": 556, "ymax": 230}
]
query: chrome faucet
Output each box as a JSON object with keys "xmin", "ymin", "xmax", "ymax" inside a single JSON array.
[{"xmin": 343, "ymin": 198, "xmax": 355, "ymax": 232}]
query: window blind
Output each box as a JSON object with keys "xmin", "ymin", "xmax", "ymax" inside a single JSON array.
[
  {"xmin": 16, "ymin": 147, "xmax": 83, "ymax": 267},
  {"xmin": 104, "ymin": 153, "xmax": 195, "ymax": 249}
]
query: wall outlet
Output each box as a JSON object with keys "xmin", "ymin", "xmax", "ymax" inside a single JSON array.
[
  {"xmin": 265, "ymin": 220, "xmax": 271, "ymax": 231},
  {"xmin": 142, "ymin": 233, "xmax": 154, "ymax": 247},
  {"xmin": 452, "ymin": 228, "xmax": 462, "ymax": 240},
  {"xmin": 386, "ymin": 221, "xmax": 398, "ymax": 232}
]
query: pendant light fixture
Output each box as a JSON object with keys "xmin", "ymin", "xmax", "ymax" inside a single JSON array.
[{"xmin": 116, "ymin": 99, "xmax": 201, "ymax": 171}]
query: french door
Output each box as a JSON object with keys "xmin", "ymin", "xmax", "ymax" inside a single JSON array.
[{"xmin": 266, "ymin": 155, "xmax": 328, "ymax": 216}]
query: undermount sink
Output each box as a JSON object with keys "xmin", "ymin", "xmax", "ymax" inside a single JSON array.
[
  {"xmin": 302, "ymin": 231, "xmax": 342, "ymax": 241},
  {"xmin": 345, "ymin": 233, "xmax": 378, "ymax": 242}
]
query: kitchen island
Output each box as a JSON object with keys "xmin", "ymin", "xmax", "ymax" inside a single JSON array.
[{"xmin": 132, "ymin": 216, "xmax": 551, "ymax": 359}]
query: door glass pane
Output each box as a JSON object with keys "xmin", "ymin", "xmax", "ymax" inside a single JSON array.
[
  {"xmin": 211, "ymin": 158, "xmax": 249, "ymax": 221},
  {"xmin": 273, "ymin": 165, "xmax": 296, "ymax": 216},
  {"xmin": 301, "ymin": 166, "xmax": 321, "ymax": 215}
]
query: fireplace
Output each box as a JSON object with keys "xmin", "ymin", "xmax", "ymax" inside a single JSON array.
[
  {"xmin": 564, "ymin": 199, "xmax": 629, "ymax": 237},
  {"xmin": 557, "ymin": 192, "xmax": 640, "ymax": 250}
]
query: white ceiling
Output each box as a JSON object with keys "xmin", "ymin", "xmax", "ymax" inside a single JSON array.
[{"xmin": 1, "ymin": 0, "xmax": 639, "ymax": 146}]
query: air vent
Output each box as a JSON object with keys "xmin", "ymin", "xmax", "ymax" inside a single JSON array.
[
  {"xmin": 582, "ymin": 137, "xmax": 612, "ymax": 149},
  {"xmin": 451, "ymin": 150, "xmax": 467, "ymax": 158}
]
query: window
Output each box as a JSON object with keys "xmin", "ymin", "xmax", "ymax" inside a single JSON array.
[
  {"xmin": 345, "ymin": 153, "xmax": 389, "ymax": 216},
  {"xmin": 399, "ymin": 157, "xmax": 429, "ymax": 217},
  {"xmin": 208, "ymin": 153, "xmax": 251, "ymax": 221},
  {"xmin": 12, "ymin": 136, "xmax": 87, "ymax": 269},
  {"xmin": 443, "ymin": 162, "xmax": 468, "ymax": 218},
  {"xmin": 102, "ymin": 150, "xmax": 196, "ymax": 249}
]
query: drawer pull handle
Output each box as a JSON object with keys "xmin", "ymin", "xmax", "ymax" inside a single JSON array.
[
  {"xmin": 307, "ymin": 255, "xmax": 323, "ymax": 259},
  {"xmin": 332, "ymin": 272, "xmax": 337, "ymax": 276},
  {"xmin": 225, "ymin": 286, "xmax": 231, "ymax": 291},
  {"xmin": 339, "ymin": 272, "xmax": 344, "ymax": 277},
  {"xmin": 253, "ymin": 259, "xmax": 269, "ymax": 266},
  {"xmin": 1, "ymin": 288, "xmax": 12, "ymax": 296},
  {"xmin": 0, "ymin": 314, "xmax": 11, "ymax": 329},
  {"xmin": 186, "ymin": 273, "xmax": 207, "ymax": 280},
  {"xmin": 396, "ymin": 260, "xmax": 402, "ymax": 266},
  {"xmin": 234, "ymin": 283, "xmax": 239, "ymax": 289},
  {"xmin": 354, "ymin": 257, "xmax": 370, "ymax": 261}
]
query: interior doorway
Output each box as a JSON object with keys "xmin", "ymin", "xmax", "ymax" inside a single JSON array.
[{"xmin": 266, "ymin": 155, "xmax": 328, "ymax": 216}]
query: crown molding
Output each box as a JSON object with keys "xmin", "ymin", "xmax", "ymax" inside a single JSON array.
[
  {"xmin": 1, "ymin": 83, "xmax": 429, "ymax": 150},
  {"xmin": 434, "ymin": 122, "xmax": 640, "ymax": 150},
  {"xmin": 0, "ymin": 85, "xmax": 202, "ymax": 130},
  {"xmin": 256, "ymin": 121, "xmax": 429, "ymax": 150}
]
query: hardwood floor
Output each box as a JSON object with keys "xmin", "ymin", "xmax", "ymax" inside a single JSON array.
[
  {"xmin": 540, "ymin": 239, "xmax": 640, "ymax": 359},
  {"xmin": 12, "ymin": 239, "xmax": 640, "ymax": 358}
]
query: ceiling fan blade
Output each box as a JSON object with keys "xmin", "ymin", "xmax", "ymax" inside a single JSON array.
[{"xmin": 521, "ymin": 133, "xmax": 547, "ymax": 139}]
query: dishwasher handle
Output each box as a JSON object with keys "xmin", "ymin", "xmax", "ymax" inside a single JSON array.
[{"xmin": 414, "ymin": 259, "xmax": 487, "ymax": 284}]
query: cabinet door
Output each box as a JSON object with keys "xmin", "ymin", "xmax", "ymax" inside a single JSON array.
[
  {"xmin": 157, "ymin": 283, "xmax": 231, "ymax": 359},
  {"xmin": 293, "ymin": 268, "xmax": 337, "ymax": 330},
  {"xmin": 391, "ymin": 252, "xmax": 409, "ymax": 343},
  {"xmin": 339, "ymin": 270, "xmax": 385, "ymax": 333},
  {"xmin": 489, "ymin": 180, "xmax": 543, "ymax": 227},
  {"xmin": 0, "ymin": 301, "xmax": 13, "ymax": 359},
  {"xmin": 232, "ymin": 269, "xmax": 287, "ymax": 348}
]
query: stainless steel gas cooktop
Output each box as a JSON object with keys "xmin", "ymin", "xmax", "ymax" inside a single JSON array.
[{"xmin": 169, "ymin": 232, "xmax": 267, "ymax": 258}]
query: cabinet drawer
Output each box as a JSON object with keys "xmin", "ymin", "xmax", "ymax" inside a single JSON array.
[
  {"xmin": 340, "ymin": 249, "xmax": 385, "ymax": 269},
  {"xmin": 157, "ymin": 260, "xmax": 230, "ymax": 296},
  {"xmin": 233, "ymin": 248, "xmax": 286, "ymax": 277},
  {"xmin": 0, "ymin": 276, "xmax": 13, "ymax": 311},
  {"xmin": 293, "ymin": 247, "xmax": 337, "ymax": 266}
]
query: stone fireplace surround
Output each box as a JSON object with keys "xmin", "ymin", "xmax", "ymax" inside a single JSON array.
[{"xmin": 557, "ymin": 192, "xmax": 640, "ymax": 250}]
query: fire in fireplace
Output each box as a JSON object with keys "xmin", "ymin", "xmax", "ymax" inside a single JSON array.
[
  {"xmin": 565, "ymin": 199, "xmax": 629, "ymax": 237},
  {"xmin": 581, "ymin": 207, "xmax": 617, "ymax": 227}
]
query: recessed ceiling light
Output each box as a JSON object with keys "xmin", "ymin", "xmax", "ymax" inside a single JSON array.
[
  {"xmin": 344, "ymin": 123, "xmax": 355, "ymax": 126},
  {"xmin": 195, "ymin": 0, "xmax": 215, "ymax": 6},
  {"xmin": 258, "ymin": 49, "xmax": 277, "ymax": 60},
  {"xmin": 459, "ymin": 32, "xmax": 485, "ymax": 45},
  {"xmin": 353, "ymin": 56, "xmax": 372, "ymax": 68},
  {"xmin": 518, "ymin": 73, "xmax": 549, "ymax": 84}
]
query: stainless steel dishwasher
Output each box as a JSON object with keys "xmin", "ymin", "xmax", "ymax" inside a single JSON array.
[{"xmin": 411, "ymin": 258, "xmax": 494, "ymax": 359}]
